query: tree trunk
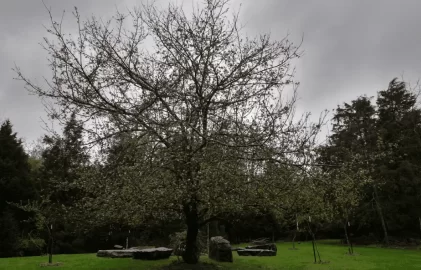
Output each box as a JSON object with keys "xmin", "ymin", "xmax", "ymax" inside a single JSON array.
[
  {"xmin": 207, "ymin": 222, "xmax": 210, "ymax": 255},
  {"xmin": 292, "ymin": 231, "xmax": 296, "ymax": 249},
  {"xmin": 46, "ymin": 223, "xmax": 53, "ymax": 264},
  {"xmin": 311, "ymin": 236, "xmax": 316, "ymax": 263},
  {"xmin": 307, "ymin": 222, "xmax": 317, "ymax": 263},
  {"xmin": 344, "ymin": 222, "xmax": 352, "ymax": 255},
  {"xmin": 292, "ymin": 214, "xmax": 298, "ymax": 249},
  {"xmin": 48, "ymin": 234, "xmax": 53, "ymax": 263},
  {"xmin": 373, "ymin": 186, "xmax": 389, "ymax": 246},
  {"xmin": 182, "ymin": 206, "xmax": 200, "ymax": 264},
  {"xmin": 418, "ymin": 217, "xmax": 421, "ymax": 237}
]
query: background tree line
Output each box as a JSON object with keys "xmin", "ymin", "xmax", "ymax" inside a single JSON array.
[{"xmin": 2, "ymin": 77, "xmax": 421, "ymax": 258}]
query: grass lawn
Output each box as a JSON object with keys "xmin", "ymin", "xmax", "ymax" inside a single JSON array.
[{"xmin": 1, "ymin": 241, "xmax": 421, "ymax": 270}]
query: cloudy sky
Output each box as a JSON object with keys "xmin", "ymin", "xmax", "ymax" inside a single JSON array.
[{"xmin": 1, "ymin": 0, "xmax": 421, "ymax": 145}]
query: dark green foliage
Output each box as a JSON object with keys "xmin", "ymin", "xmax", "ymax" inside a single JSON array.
[
  {"xmin": 169, "ymin": 229, "xmax": 208, "ymax": 258},
  {"xmin": 0, "ymin": 120, "xmax": 33, "ymax": 210},
  {"xmin": 0, "ymin": 210, "xmax": 20, "ymax": 257},
  {"xmin": 320, "ymin": 78, "xmax": 421, "ymax": 239},
  {"xmin": 15, "ymin": 236, "xmax": 45, "ymax": 256},
  {"xmin": 225, "ymin": 211, "xmax": 281, "ymax": 244},
  {"xmin": 0, "ymin": 120, "xmax": 34, "ymax": 257},
  {"xmin": 14, "ymin": 113, "xmax": 92, "ymax": 260},
  {"xmin": 373, "ymin": 79, "xmax": 421, "ymax": 234},
  {"xmin": 319, "ymin": 96, "xmax": 377, "ymax": 167},
  {"xmin": 40, "ymin": 113, "xmax": 89, "ymax": 208}
]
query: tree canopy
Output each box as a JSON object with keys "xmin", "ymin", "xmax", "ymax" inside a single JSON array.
[{"xmin": 16, "ymin": 0, "xmax": 322, "ymax": 264}]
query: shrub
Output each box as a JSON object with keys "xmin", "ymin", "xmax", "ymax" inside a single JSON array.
[
  {"xmin": 169, "ymin": 229, "xmax": 208, "ymax": 259},
  {"xmin": 16, "ymin": 237, "xmax": 45, "ymax": 256}
]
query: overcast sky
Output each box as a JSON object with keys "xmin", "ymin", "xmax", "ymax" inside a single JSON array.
[{"xmin": 2, "ymin": 0, "xmax": 421, "ymax": 145}]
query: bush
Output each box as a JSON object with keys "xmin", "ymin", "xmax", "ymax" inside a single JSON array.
[
  {"xmin": 169, "ymin": 229, "xmax": 208, "ymax": 258},
  {"xmin": 169, "ymin": 231, "xmax": 187, "ymax": 257},
  {"xmin": 71, "ymin": 238, "xmax": 86, "ymax": 253},
  {"xmin": 0, "ymin": 210, "xmax": 20, "ymax": 257},
  {"xmin": 16, "ymin": 237, "xmax": 45, "ymax": 256}
]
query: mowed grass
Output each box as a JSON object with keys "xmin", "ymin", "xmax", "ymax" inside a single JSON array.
[{"xmin": 1, "ymin": 241, "xmax": 421, "ymax": 270}]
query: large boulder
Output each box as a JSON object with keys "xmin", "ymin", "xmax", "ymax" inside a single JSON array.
[
  {"xmin": 245, "ymin": 243, "xmax": 277, "ymax": 255},
  {"xmin": 97, "ymin": 249, "xmax": 138, "ymax": 258},
  {"xmin": 132, "ymin": 247, "xmax": 173, "ymax": 260},
  {"xmin": 237, "ymin": 249, "xmax": 276, "ymax": 256},
  {"xmin": 209, "ymin": 236, "xmax": 233, "ymax": 262}
]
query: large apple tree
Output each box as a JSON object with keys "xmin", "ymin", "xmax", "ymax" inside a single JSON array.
[{"xmin": 16, "ymin": 0, "xmax": 322, "ymax": 263}]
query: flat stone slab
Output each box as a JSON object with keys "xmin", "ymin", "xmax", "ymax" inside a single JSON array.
[
  {"xmin": 97, "ymin": 249, "xmax": 140, "ymax": 258},
  {"xmin": 237, "ymin": 249, "xmax": 276, "ymax": 256},
  {"xmin": 245, "ymin": 243, "xmax": 277, "ymax": 255},
  {"xmin": 132, "ymin": 247, "xmax": 173, "ymax": 260}
]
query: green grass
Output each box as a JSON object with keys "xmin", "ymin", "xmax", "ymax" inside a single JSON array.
[{"xmin": 1, "ymin": 241, "xmax": 421, "ymax": 270}]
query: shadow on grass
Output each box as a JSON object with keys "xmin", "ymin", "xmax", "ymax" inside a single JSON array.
[
  {"xmin": 160, "ymin": 261, "xmax": 220, "ymax": 270},
  {"xmin": 40, "ymin": 262, "xmax": 63, "ymax": 267}
]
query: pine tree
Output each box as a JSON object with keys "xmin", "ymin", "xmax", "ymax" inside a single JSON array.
[
  {"xmin": 0, "ymin": 120, "xmax": 33, "ymax": 256},
  {"xmin": 40, "ymin": 113, "xmax": 89, "ymax": 207},
  {"xmin": 375, "ymin": 78, "xmax": 421, "ymax": 235}
]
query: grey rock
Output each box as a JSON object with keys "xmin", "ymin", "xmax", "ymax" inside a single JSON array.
[
  {"xmin": 97, "ymin": 249, "xmax": 139, "ymax": 258},
  {"xmin": 237, "ymin": 249, "xmax": 276, "ymax": 256},
  {"xmin": 209, "ymin": 236, "xmax": 233, "ymax": 262},
  {"xmin": 132, "ymin": 247, "xmax": 173, "ymax": 260},
  {"xmin": 245, "ymin": 243, "xmax": 277, "ymax": 255},
  {"xmin": 129, "ymin": 246, "xmax": 154, "ymax": 250}
]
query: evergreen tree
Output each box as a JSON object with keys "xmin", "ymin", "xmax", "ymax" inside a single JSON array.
[
  {"xmin": 40, "ymin": 113, "xmax": 89, "ymax": 207},
  {"xmin": 318, "ymin": 96, "xmax": 377, "ymax": 170},
  {"xmin": 28, "ymin": 113, "xmax": 90, "ymax": 257},
  {"xmin": 0, "ymin": 120, "xmax": 33, "ymax": 257},
  {"xmin": 320, "ymin": 78, "xmax": 421, "ymax": 241},
  {"xmin": 375, "ymin": 78, "xmax": 421, "ymax": 234}
]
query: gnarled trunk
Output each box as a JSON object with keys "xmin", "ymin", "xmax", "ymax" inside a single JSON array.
[{"xmin": 182, "ymin": 205, "xmax": 200, "ymax": 264}]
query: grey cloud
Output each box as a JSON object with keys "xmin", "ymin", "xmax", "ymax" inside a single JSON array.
[{"xmin": 2, "ymin": 0, "xmax": 421, "ymax": 144}]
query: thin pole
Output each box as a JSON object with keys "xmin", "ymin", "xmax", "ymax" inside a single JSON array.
[{"xmin": 207, "ymin": 222, "xmax": 210, "ymax": 255}]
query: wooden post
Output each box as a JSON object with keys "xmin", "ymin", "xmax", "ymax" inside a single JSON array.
[{"xmin": 419, "ymin": 217, "xmax": 421, "ymax": 236}]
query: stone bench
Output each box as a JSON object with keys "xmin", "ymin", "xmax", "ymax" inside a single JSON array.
[
  {"xmin": 132, "ymin": 247, "xmax": 173, "ymax": 260},
  {"xmin": 237, "ymin": 249, "xmax": 276, "ymax": 256},
  {"xmin": 97, "ymin": 249, "xmax": 139, "ymax": 258}
]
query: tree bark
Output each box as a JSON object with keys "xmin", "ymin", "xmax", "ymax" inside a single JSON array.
[
  {"xmin": 182, "ymin": 205, "xmax": 200, "ymax": 264},
  {"xmin": 46, "ymin": 223, "xmax": 53, "ymax": 264},
  {"xmin": 207, "ymin": 222, "xmax": 210, "ymax": 255},
  {"xmin": 344, "ymin": 222, "xmax": 352, "ymax": 255},
  {"xmin": 311, "ymin": 236, "xmax": 316, "ymax": 263},
  {"xmin": 292, "ymin": 231, "xmax": 296, "ymax": 249},
  {"xmin": 418, "ymin": 217, "xmax": 421, "ymax": 237},
  {"xmin": 307, "ymin": 222, "xmax": 317, "ymax": 263},
  {"xmin": 292, "ymin": 215, "xmax": 298, "ymax": 249}
]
